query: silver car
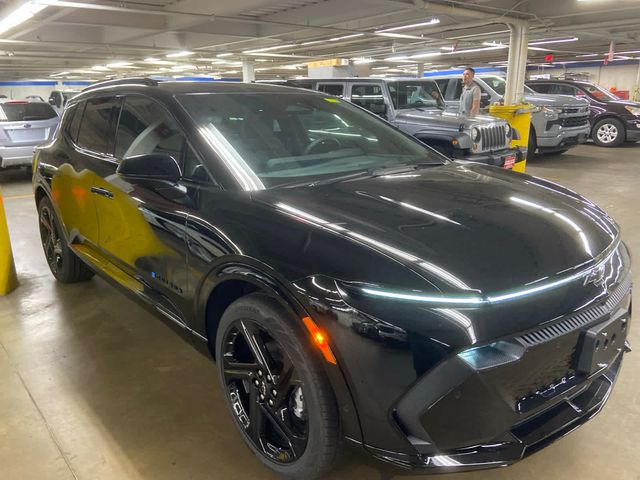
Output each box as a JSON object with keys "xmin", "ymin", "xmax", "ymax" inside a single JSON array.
[{"xmin": 0, "ymin": 99, "xmax": 59, "ymax": 170}]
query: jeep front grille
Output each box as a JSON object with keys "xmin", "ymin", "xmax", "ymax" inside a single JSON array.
[{"xmin": 479, "ymin": 125, "xmax": 508, "ymax": 152}]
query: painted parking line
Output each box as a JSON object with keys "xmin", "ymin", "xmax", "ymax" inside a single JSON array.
[{"xmin": 4, "ymin": 194, "xmax": 34, "ymax": 201}]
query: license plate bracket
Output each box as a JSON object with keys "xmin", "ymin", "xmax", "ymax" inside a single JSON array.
[{"xmin": 576, "ymin": 314, "xmax": 629, "ymax": 375}]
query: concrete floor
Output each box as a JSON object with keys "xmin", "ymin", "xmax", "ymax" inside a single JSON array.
[{"xmin": 0, "ymin": 144, "xmax": 639, "ymax": 480}]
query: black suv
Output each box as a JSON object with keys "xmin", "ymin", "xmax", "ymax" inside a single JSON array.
[
  {"xmin": 527, "ymin": 79, "xmax": 640, "ymax": 147},
  {"xmin": 33, "ymin": 78, "xmax": 632, "ymax": 479}
]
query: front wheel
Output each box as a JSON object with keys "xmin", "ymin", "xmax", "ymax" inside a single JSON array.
[
  {"xmin": 593, "ymin": 118, "xmax": 625, "ymax": 147},
  {"xmin": 216, "ymin": 293, "xmax": 340, "ymax": 479}
]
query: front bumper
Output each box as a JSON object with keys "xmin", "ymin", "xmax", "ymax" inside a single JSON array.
[
  {"xmin": 370, "ymin": 273, "xmax": 632, "ymax": 472},
  {"xmin": 453, "ymin": 147, "xmax": 524, "ymax": 169},
  {"xmin": 537, "ymin": 123, "xmax": 590, "ymax": 151},
  {"xmin": 369, "ymin": 352, "xmax": 626, "ymax": 472},
  {"xmin": 624, "ymin": 118, "xmax": 640, "ymax": 141},
  {"xmin": 0, "ymin": 144, "xmax": 37, "ymax": 168}
]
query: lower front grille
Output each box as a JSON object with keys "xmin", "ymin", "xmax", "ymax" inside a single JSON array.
[{"xmin": 561, "ymin": 116, "xmax": 590, "ymax": 127}]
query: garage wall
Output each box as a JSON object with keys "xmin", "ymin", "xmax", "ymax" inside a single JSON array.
[
  {"xmin": 528, "ymin": 62, "xmax": 640, "ymax": 99},
  {"xmin": 0, "ymin": 81, "xmax": 93, "ymax": 100}
]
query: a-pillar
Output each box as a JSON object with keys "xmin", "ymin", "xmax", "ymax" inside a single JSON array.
[{"xmin": 242, "ymin": 60, "xmax": 255, "ymax": 83}]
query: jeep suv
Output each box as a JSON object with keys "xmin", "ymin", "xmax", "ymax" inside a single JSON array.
[
  {"xmin": 287, "ymin": 78, "xmax": 522, "ymax": 169},
  {"xmin": 526, "ymin": 79, "xmax": 640, "ymax": 147},
  {"xmin": 432, "ymin": 74, "xmax": 591, "ymax": 155}
]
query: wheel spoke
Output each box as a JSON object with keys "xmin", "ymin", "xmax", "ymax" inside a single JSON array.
[
  {"xmin": 223, "ymin": 355, "xmax": 258, "ymax": 381},
  {"xmin": 248, "ymin": 390, "xmax": 267, "ymax": 446},
  {"xmin": 240, "ymin": 321, "xmax": 274, "ymax": 374},
  {"xmin": 263, "ymin": 407, "xmax": 307, "ymax": 459}
]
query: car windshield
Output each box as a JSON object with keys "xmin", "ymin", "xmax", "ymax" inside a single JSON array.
[
  {"xmin": 388, "ymin": 80, "xmax": 444, "ymax": 109},
  {"xmin": 178, "ymin": 92, "xmax": 445, "ymax": 188},
  {"xmin": 0, "ymin": 102, "xmax": 57, "ymax": 121},
  {"xmin": 482, "ymin": 77, "xmax": 535, "ymax": 96},
  {"xmin": 580, "ymin": 84, "xmax": 619, "ymax": 102}
]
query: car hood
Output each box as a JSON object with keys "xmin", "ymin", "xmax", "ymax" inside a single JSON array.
[
  {"xmin": 525, "ymin": 93, "xmax": 589, "ymax": 107},
  {"xmin": 394, "ymin": 108, "xmax": 505, "ymax": 128},
  {"xmin": 253, "ymin": 163, "xmax": 619, "ymax": 294},
  {"xmin": 608, "ymin": 99, "xmax": 640, "ymax": 108}
]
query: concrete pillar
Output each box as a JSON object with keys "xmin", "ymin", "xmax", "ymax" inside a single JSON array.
[
  {"xmin": 242, "ymin": 60, "xmax": 255, "ymax": 83},
  {"xmin": 417, "ymin": 63, "xmax": 425, "ymax": 78},
  {"xmin": 504, "ymin": 22, "xmax": 529, "ymax": 105}
]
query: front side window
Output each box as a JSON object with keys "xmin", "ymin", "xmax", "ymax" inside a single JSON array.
[
  {"xmin": 76, "ymin": 96, "xmax": 120, "ymax": 154},
  {"xmin": 581, "ymin": 84, "xmax": 619, "ymax": 102},
  {"xmin": 387, "ymin": 80, "xmax": 443, "ymax": 109},
  {"xmin": 65, "ymin": 102, "xmax": 83, "ymax": 142},
  {"xmin": 116, "ymin": 96, "xmax": 207, "ymax": 181},
  {"xmin": 178, "ymin": 92, "xmax": 444, "ymax": 188}
]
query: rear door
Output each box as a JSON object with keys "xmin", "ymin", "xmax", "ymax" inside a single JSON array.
[{"xmin": 0, "ymin": 101, "xmax": 58, "ymax": 147}]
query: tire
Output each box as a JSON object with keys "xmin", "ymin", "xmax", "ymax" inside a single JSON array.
[
  {"xmin": 527, "ymin": 126, "xmax": 537, "ymax": 158},
  {"xmin": 38, "ymin": 196, "xmax": 94, "ymax": 283},
  {"xmin": 215, "ymin": 293, "xmax": 339, "ymax": 479},
  {"xmin": 592, "ymin": 118, "xmax": 625, "ymax": 147}
]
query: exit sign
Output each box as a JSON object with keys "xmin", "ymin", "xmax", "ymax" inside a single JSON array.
[{"xmin": 544, "ymin": 54, "xmax": 554, "ymax": 62}]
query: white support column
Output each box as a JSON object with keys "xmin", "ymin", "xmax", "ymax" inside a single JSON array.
[
  {"xmin": 504, "ymin": 22, "xmax": 529, "ymax": 105},
  {"xmin": 242, "ymin": 60, "xmax": 255, "ymax": 83},
  {"xmin": 417, "ymin": 63, "xmax": 425, "ymax": 78}
]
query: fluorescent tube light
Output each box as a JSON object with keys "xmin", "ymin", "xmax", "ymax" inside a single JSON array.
[
  {"xmin": 0, "ymin": 1, "xmax": 47, "ymax": 35},
  {"xmin": 376, "ymin": 18, "xmax": 439, "ymax": 32},
  {"xmin": 166, "ymin": 51, "xmax": 194, "ymax": 58},
  {"xmin": 528, "ymin": 37, "xmax": 578, "ymax": 46},
  {"xmin": 329, "ymin": 33, "xmax": 364, "ymax": 41},
  {"xmin": 243, "ymin": 44, "xmax": 296, "ymax": 53}
]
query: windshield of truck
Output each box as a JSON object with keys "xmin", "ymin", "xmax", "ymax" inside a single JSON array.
[
  {"xmin": 179, "ymin": 91, "xmax": 445, "ymax": 188},
  {"xmin": 482, "ymin": 77, "xmax": 535, "ymax": 96},
  {"xmin": 387, "ymin": 80, "xmax": 444, "ymax": 109}
]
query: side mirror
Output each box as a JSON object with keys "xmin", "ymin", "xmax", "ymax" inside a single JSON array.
[
  {"xmin": 117, "ymin": 153, "xmax": 182, "ymax": 183},
  {"xmin": 368, "ymin": 103, "xmax": 387, "ymax": 115}
]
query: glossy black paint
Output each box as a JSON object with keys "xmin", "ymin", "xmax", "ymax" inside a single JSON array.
[
  {"xmin": 33, "ymin": 81, "xmax": 632, "ymax": 472},
  {"xmin": 527, "ymin": 79, "xmax": 640, "ymax": 142}
]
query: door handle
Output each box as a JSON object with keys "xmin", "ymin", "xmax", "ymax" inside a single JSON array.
[{"xmin": 90, "ymin": 186, "xmax": 114, "ymax": 199}]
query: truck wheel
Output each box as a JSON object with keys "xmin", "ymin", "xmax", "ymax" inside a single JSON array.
[
  {"xmin": 592, "ymin": 118, "xmax": 625, "ymax": 147},
  {"xmin": 527, "ymin": 126, "xmax": 537, "ymax": 158}
]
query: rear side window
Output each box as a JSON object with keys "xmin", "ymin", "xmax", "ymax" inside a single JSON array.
[
  {"xmin": 0, "ymin": 102, "xmax": 57, "ymax": 122},
  {"xmin": 76, "ymin": 97, "xmax": 120, "ymax": 155},
  {"xmin": 529, "ymin": 83, "xmax": 551, "ymax": 94},
  {"xmin": 317, "ymin": 84, "xmax": 344, "ymax": 97},
  {"xmin": 65, "ymin": 102, "xmax": 83, "ymax": 142},
  {"xmin": 350, "ymin": 84, "xmax": 385, "ymax": 109}
]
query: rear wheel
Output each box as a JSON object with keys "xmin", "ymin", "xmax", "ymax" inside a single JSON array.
[
  {"xmin": 593, "ymin": 118, "xmax": 625, "ymax": 147},
  {"xmin": 38, "ymin": 196, "xmax": 94, "ymax": 283},
  {"xmin": 216, "ymin": 293, "xmax": 339, "ymax": 479}
]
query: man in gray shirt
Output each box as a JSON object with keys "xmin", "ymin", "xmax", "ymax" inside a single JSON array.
[{"xmin": 459, "ymin": 67, "xmax": 481, "ymax": 117}]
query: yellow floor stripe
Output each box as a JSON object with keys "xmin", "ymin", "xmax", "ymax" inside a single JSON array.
[{"xmin": 4, "ymin": 194, "xmax": 34, "ymax": 201}]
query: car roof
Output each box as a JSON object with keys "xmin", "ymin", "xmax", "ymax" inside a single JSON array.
[{"xmin": 527, "ymin": 79, "xmax": 595, "ymax": 86}]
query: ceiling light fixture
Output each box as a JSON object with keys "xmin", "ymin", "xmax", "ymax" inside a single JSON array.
[
  {"xmin": 217, "ymin": 53, "xmax": 233, "ymax": 57},
  {"xmin": 91, "ymin": 65, "xmax": 110, "ymax": 71},
  {"xmin": 166, "ymin": 50, "xmax": 194, "ymax": 58},
  {"xmin": 0, "ymin": 1, "xmax": 47, "ymax": 36},
  {"xmin": 528, "ymin": 37, "xmax": 578, "ymax": 46},
  {"xmin": 376, "ymin": 18, "xmax": 440, "ymax": 33},
  {"xmin": 329, "ymin": 33, "xmax": 364, "ymax": 41},
  {"xmin": 375, "ymin": 32, "xmax": 424, "ymax": 39},
  {"xmin": 106, "ymin": 61, "xmax": 134, "ymax": 68},
  {"xmin": 243, "ymin": 44, "xmax": 296, "ymax": 53}
]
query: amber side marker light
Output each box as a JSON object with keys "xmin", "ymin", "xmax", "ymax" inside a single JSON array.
[{"xmin": 302, "ymin": 316, "xmax": 337, "ymax": 364}]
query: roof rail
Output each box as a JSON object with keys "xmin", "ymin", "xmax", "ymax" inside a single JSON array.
[{"xmin": 82, "ymin": 77, "xmax": 159, "ymax": 92}]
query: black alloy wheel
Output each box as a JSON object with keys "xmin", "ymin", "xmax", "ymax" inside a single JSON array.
[
  {"xmin": 216, "ymin": 294, "xmax": 339, "ymax": 479},
  {"xmin": 38, "ymin": 197, "xmax": 94, "ymax": 283}
]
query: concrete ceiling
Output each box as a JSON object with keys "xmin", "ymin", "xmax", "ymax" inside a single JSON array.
[{"xmin": 0, "ymin": 0, "xmax": 638, "ymax": 80}]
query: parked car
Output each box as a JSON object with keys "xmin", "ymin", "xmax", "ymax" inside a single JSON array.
[
  {"xmin": 33, "ymin": 78, "xmax": 631, "ymax": 479},
  {"xmin": 526, "ymin": 79, "xmax": 640, "ymax": 147},
  {"xmin": 48, "ymin": 90, "xmax": 80, "ymax": 115},
  {"xmin": 431, "ymin": 74, "xmax": 591, "ymax": 155},
  {"xmin": 284, "ymin": 77, "xmax": 522, "ymax": 169},
  {"xmin": 0, "ymin": 99, "xmax": 59, "ymax": 171},
  {"xmin": 26, "ymin": 95, "xmax": 46, "ymax": 102}
]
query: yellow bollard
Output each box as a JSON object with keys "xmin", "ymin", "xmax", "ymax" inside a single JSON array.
[
  {"xmin": 0, "ymin": 189, "xmax": 18, "ymax": 295},
  {"xmin": 488, "ymin": 104, "xmax": 534, "ymax": 173}
]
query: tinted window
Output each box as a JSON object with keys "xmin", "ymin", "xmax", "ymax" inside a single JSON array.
[
  {"xmin": 434, "ymin": 79, "xmax": 450, "ymax": 97},
  {"xmin": 529, "ymin": 83, "xmax": 551, "ymax": 94},
  {"xmin": 317, "ymin": 84, "xmax": 344, "ymax": 97},
  {"xmin": 65, "ymin": 102, "xmax": 83, "ymax": 142},
  {"xmin": 178, "ymin": 92, "xmax": 443, "ymax": 188},
  {"xmin": 350, "ymin": 84, "xmax": 385, "ymax": 111},
  {"xmin": 550, "ymin": 84, "xmax": 579, "ymax": 95},
  {"xmin": 76, "ymin": 97, "xmax": 120, "ymax": 154},
  {"xmin": 116, "ymin": 96, "xmax": 206, "ymax": 181},
  {"xmin": 0, "ymin": 102, "xmax": 57, "ymax": 122},
  {"xmin": 387, "ymin": 80, "xmax": 442, "ymax": 109}
]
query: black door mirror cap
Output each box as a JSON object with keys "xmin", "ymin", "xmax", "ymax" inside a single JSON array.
[{"xmin": 117, "ymin": 153, "xmax": 182, "ymax": 183}]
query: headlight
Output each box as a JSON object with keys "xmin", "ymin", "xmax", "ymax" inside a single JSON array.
[
  {"xmin": 542, "ymin": 106, "xmax": 562, "ymax": 114},
  {"xmin": 624, "ymin": 105, "xmax": 640, "ymax": 116},
  {"xmin": 471, "ymin": 127, "xmax": 480, "ymax": 142},
  {"xmin": 505, "ymin": 124, "xmax": 512, "ymax": 137}
]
